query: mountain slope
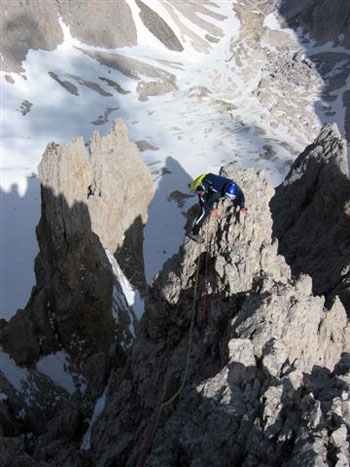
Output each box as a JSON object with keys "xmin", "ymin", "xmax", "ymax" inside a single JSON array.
[
  {"xmin": 88, "ymin": 137, "xmax": 349, "ymax": 466},
  {"xmin": 2, "ymin": 0, "xmax": 350, "ymax": 319},
  {"xmin": 0, "ymin": 2, "xmax": 350, "ymax": 463},
  {"xmin": 0, "ymin": 121, "xmax": 349, "ymax": 465}
]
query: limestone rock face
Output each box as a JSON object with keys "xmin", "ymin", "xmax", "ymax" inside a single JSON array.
[
  {"xmin": 233, "ymin": 276, "xmax": 349, "ymax": 374},
  {"xmin": 135, "ymin": 0, "xmax": 183, "ymax": 52},
  {"xmin": 88, "ymin": 153, "xmax": 350, "ymax": 466},
  {"xmin": 0, "ymin": 118, "xmax": 154, "ymax": 465},
  {"xmin": 0, "ymin": 309, "xmax": 40, "ymax": 365},
  {"xmin": 57, "ymin": 0, "xmax": 137, "ymax": 50},
  {"xmin": 88, "ymin": 119, "xmax": 154, "ymax": 260},
  {"xmin": 35, "ymin": 150, "xmax": 115, "ymax": 364},
  {"xmin": 0, "ymin": 119, "xmax": 154, "ymax": 367},
  {"xmin": 0, "ymin": 140, "xmax": 114, "ymax": 366},
  {"xmin": 87, "ymin": 119, "xmax": 154, "ymax": 292},
  {"xmin": 270, "ymin": 123, "xmax": 350, "ymax": 315},
  {"xmin": 155, "ymin": 162, "xmax": 290, "ymax": 305},
  {"xmin": 1, "ymin": 124, "xmax": 350, "ymax": 465}
]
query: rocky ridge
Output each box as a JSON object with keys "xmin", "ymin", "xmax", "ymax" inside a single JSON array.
[
  {"xmin": 3, "ymin": 0, "xmax": 349, "ymax": 145},
  {"xmin": 3, "ymin": 0, "xmax": 349, "ymax": 75},
  {"xmin": 1, "ymin": 1, "xmax": 350, "ymax": 464},
  {"xmin": 2, "ymin": 0, "xmax": 349, "ymax": 172},
  {"xmin": 271, "ymin": 123, "xmax": 350, "ymax": 316},
  {"xmin": 87, "ymin": 128, "xmax": 349, "ymax": 466},
  {"xmin": 1, "ymin": 122, "xmax": 349, "ymax": 466}
]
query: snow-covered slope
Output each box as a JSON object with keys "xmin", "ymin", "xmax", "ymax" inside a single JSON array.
[{"xmin": 1, "ymin": 0, "xmax": 349, "ymax": 319}]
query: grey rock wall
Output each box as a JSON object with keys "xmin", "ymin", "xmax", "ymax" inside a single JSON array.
[
  {"xmin": 1, "ymin": 0, "xmax": 63, "ymax": 73},
  {"xmin": 0, "ymin": 118, "xmax": 155, "ymax": 466},
  {"xmin": 88, "ymin": 136, "xmax": 350, "ymax": 466},
  {"xmin": 270, "ymin": 123, "xmax": 350, "ymax": 315},
  {"xmin": 0, "ymin": 119, "xmax": 153, "ymax": 369},
  {"xmin": 1, "ymin": 124, "xmax": 349, "ymax": 465},
  {"xmin": 57, "ymin": 0, "xmax": 137, "ymax": 50}
]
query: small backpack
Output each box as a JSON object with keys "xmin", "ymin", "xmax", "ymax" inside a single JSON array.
[{"xmin": 188, "ymin": 173, "xmax": 206, "ymax": 192}]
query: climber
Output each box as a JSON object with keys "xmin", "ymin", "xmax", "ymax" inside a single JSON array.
[{"xmin": 187, "ymin": 172, "xmax": 247, "ymax": 242}]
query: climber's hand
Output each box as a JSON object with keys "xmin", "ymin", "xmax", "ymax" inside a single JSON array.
[
  {"xmin": 210, "ymin": 209, "xmax": 219, "ymax": 217},
  {"xmin": 240, "ymin": 208, "xmax": 248, "ymax": 217}
]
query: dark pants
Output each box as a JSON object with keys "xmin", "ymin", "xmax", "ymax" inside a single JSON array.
[
  {"xmin": 192, "ymin": 192, "xmax": 220, "ymax": 235},
  {"xmin": 192, "ymin": 202, "xmax": 211, "ymax": 235}
]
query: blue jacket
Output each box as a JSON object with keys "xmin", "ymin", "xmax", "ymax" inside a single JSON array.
[{"xmin": 198, "ymin": 173, "xmax": 245, "ymax": 210}]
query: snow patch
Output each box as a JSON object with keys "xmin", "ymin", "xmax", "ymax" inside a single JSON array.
[
  {"xmin": 106, "ymin": 249, "xmax": 144, "ymax": 332},
  {"xmin": 0, "ymin": 349, "xmax": 29, "ymax": 391},
  {"xmin": 36, "ymin": 351, "xmax": 80, "ymax": 394},
  {"xmin": 263, "ymin": 12, "xmax": 282, "ymax": 31},
  {"xmin": 81, "ymin": 387, "xmax": 107, "ymax": 451}
]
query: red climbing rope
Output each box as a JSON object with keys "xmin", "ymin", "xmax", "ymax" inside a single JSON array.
[
  {"xmin": 136, "ymin": 207, "xmax": 225, "ymax": 465},
  {"xmin": 136, "ymin": 252, "xmax": 202, "ymax": 467},
  {"xmin": 201, "ymin": 216, "xmax": 211, "ymax": 325},
  {"xmin": 199, "ymin": 216, "xmax": 211, "ymax": 372},
  {"xmin": 136, "ymin": 405, "xmax": 162, "ymax": 467}
]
